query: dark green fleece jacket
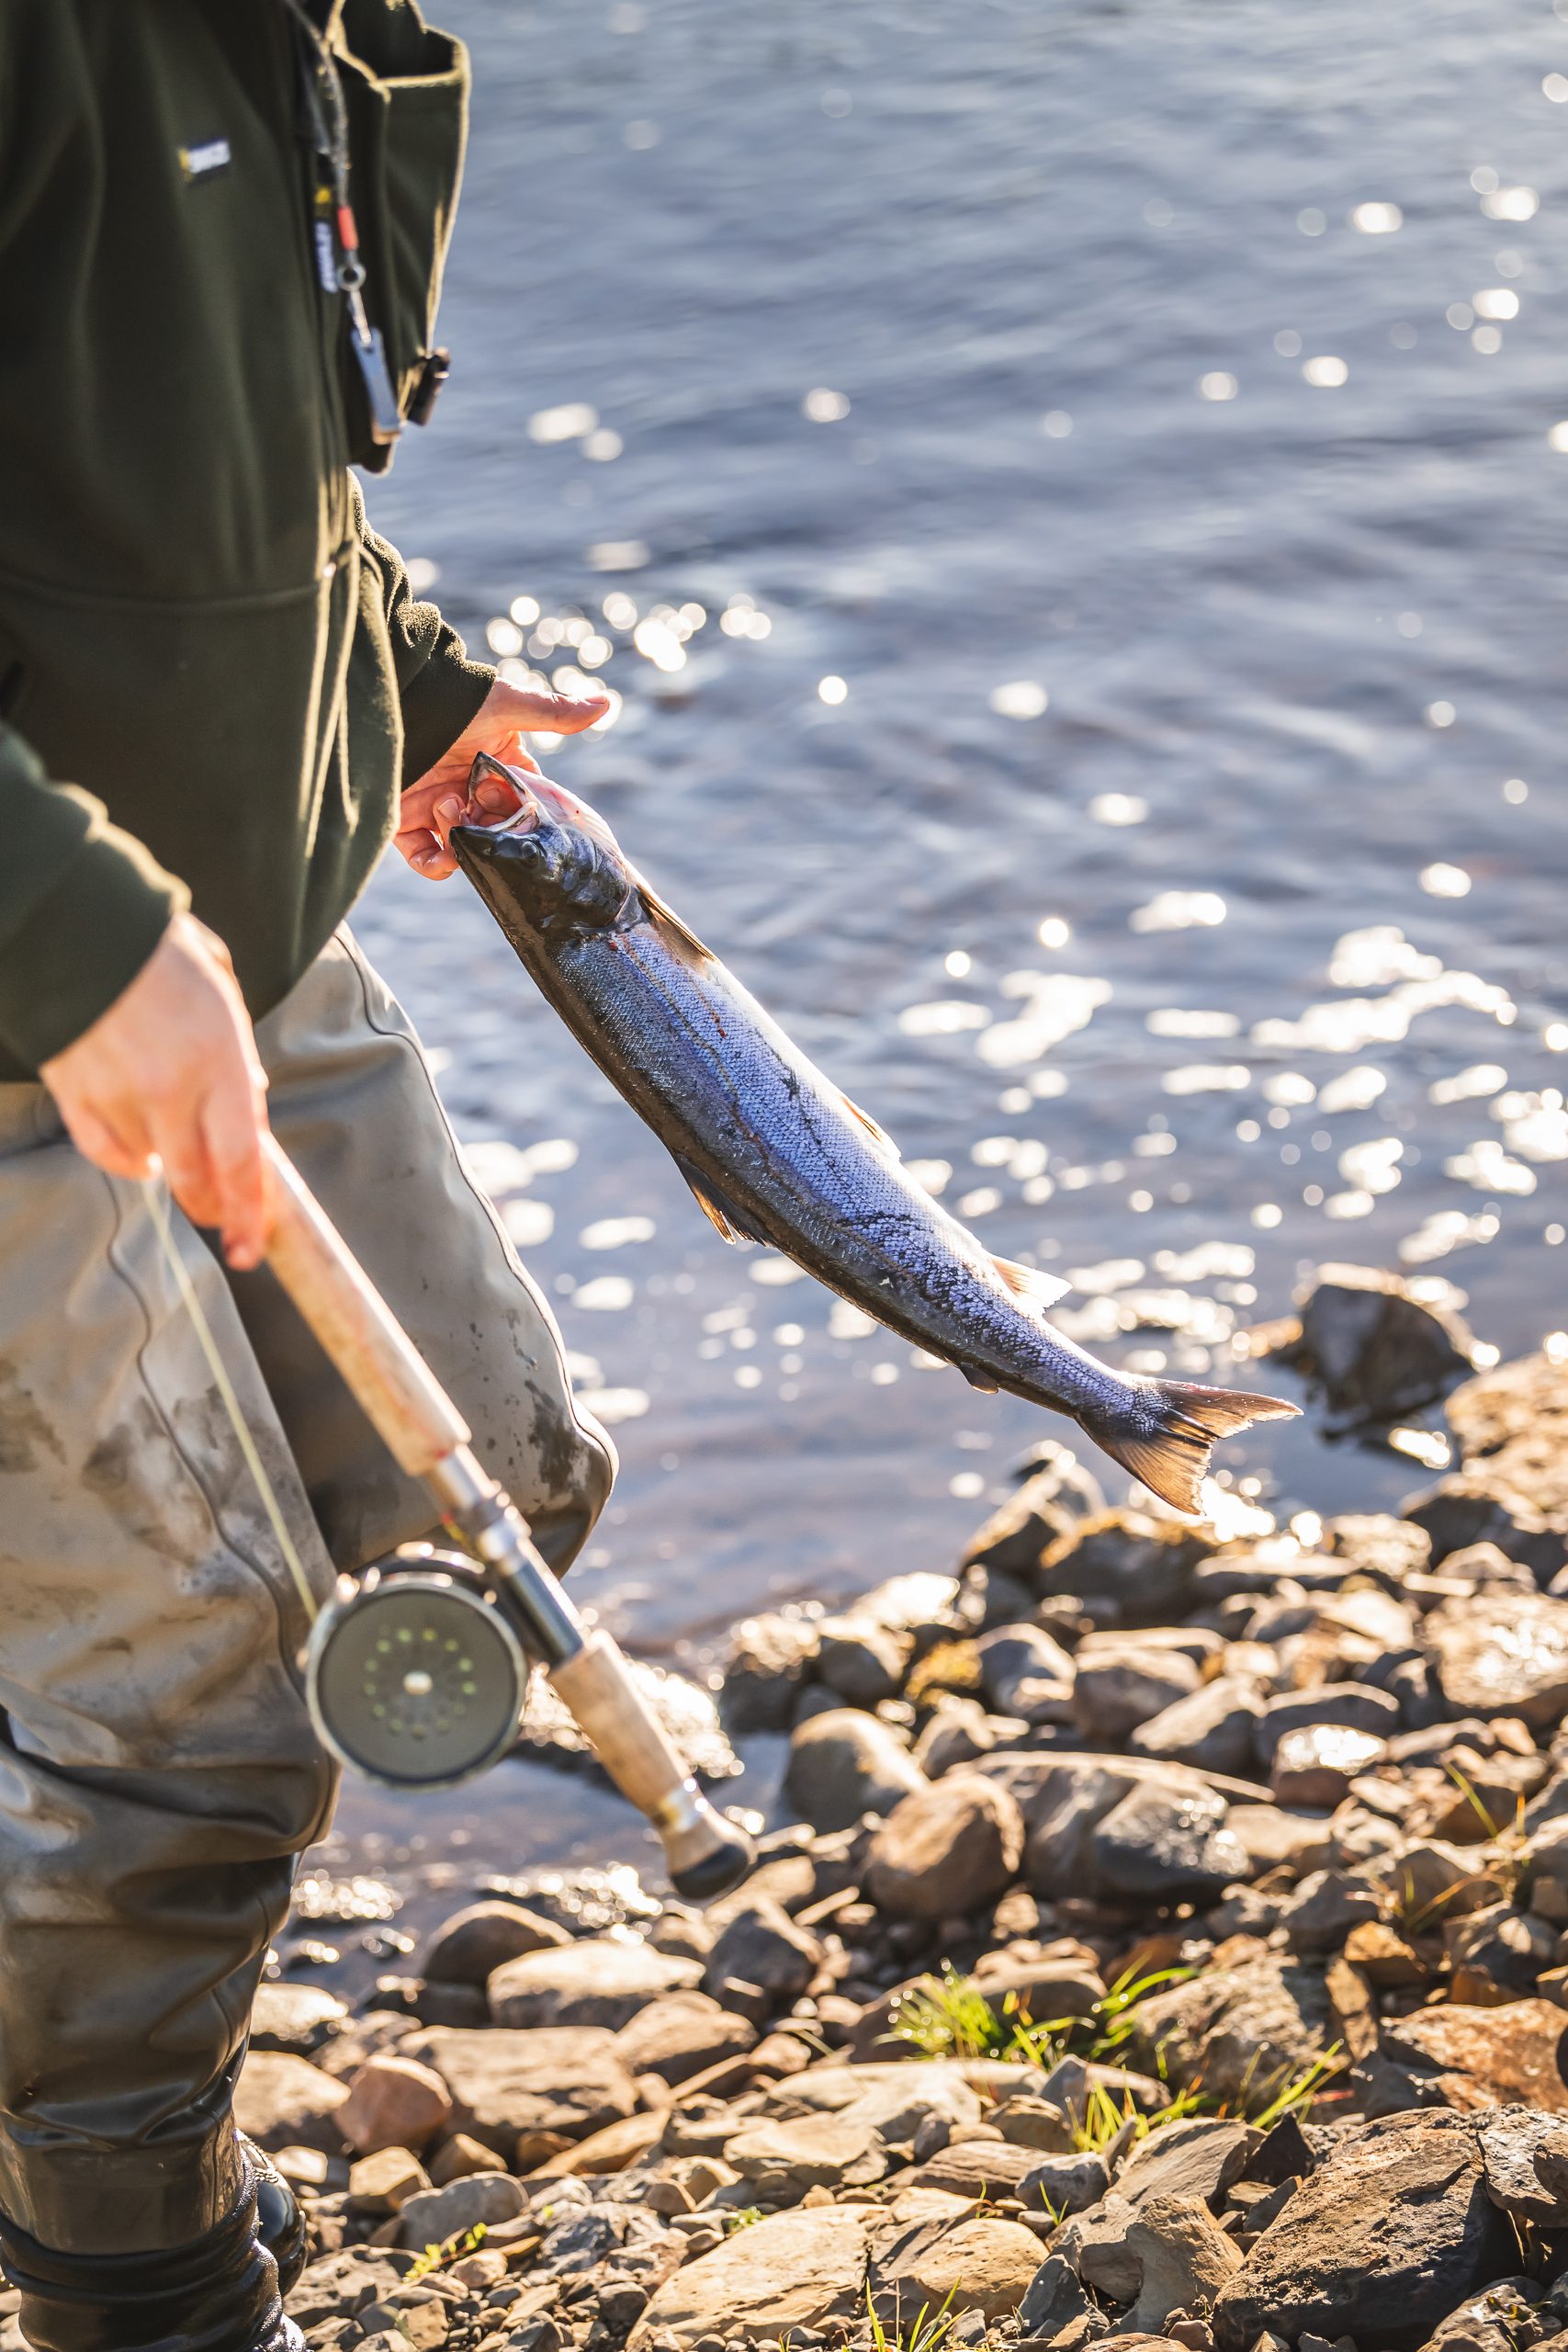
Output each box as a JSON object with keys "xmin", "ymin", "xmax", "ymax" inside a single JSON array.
[{"xmin": 0, "ymin": 0, "xmax": 495, "ymax": 1080}]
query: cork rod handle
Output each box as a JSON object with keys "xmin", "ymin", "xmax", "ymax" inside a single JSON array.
[{"xmin": 262, "ymin": 1136, "xmax": 470, "ymax": 1477}]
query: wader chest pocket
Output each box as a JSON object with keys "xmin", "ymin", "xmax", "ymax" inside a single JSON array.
[{"xmin": 335, "ymin": 32, "xmax": 468, "ymax": 470}]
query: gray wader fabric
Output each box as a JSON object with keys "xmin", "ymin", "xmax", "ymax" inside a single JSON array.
[{"xmin": 0, "ymin": 931, "xmax": 614, "ymax": 2254}]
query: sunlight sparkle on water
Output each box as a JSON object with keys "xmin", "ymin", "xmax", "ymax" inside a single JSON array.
[
  {"xmin": 990, "ymin": 680, "xmax": 1048, "ymax": 718},
  {"xmin": 1130, "ymin": 890, "xmax": 1226, "ymax": 933},
  {"xmin": 1421, "ymin": 863, "xmax": 1471, "ymax": 896},
  {"xmin": 1351, "ymin": 201, "xmax": 1403, "ymax": 233},
  {"xmin": 1089, "ymin": 794, "xmax": 1147, "ymax": 826},
  {"xmin": 1303, "ymin": 356, "xmax": 1348, "ymax": 388},
  {"xmin": 1038, "ymin": 917, "xmax": 1071, "ymax": 949},
  {"xmin": 803, "ymin": 389, "xmax": 850, "ymax": 423},
  {"xmin": 818, "ymin": 675, "xmax": 849, "ymax": 705}
]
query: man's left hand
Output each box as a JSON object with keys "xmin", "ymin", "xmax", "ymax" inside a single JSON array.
[{"xmin": 397, "ymin": 677, "xmax": 609, "ymax": 879}]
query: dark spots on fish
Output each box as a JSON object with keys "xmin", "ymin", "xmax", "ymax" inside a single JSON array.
[{"xmin": 0, "ymin": 1359, "xmax": 66, "ymax": 1475}]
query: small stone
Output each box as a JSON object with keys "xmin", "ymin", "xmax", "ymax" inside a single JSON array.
[
  {"xmin": 399, "ymin": 2026, "xmax": 639, "ymax": 2156},
  {"xmin": 1072, "ymin": 1645, "xmax": 1202, "ymax": 1743},
  {"xmin": 1342, "ymin": 1920, "xmax": 1427, "ymax": 1987},
  {"xmin": 988, "ymin": 2095, "xmax": 1074, "ymax": 2154},
  {"xmin": 1271, "ymin": 1724, "xmax": 1388, "ymax": 1809},
  {"xmin": 976, "ymin": 1624, "xmax": 1077, "ymax": 1721},
  {"xmin": 722, "ymin": 1612, "xmax": 823, "ymax": 1734},
  {"xmin": 337, "ymin": 2055, "xmax": 453, "ymax": 2157},
  {"xmin": 913, "ymin": 1697, "xmax": 1009, "ymax": 1779},
  {"xmin": 1285, "ymin": 1262, "xmax": 1475, "ymax": 1429},
  {"xmin": 270, "ymin": 2144, "xmax": 332, "ymax": 2190},
  {"xmin": 1375, "ymin": 2000, "xmax": 1568, "ymax": 2112},
  {"xmin": 613, "ymin": 1991, "xmax": 756, "ymax": 2086},
  {"xmin": 1479, "ymin": 2109, "xmax": 1568, "ymax": 2225},
  {"xmin": 1131, "ymin": 1678, "xmax": 1266, "ymax": 1779},
  {"xmin": 1256, "ymin": 1685, "xmax": 1401, "ymax": 1760},
  {"xmin": 399, "ymin": 2172, "xmax": 528, "ymax": 2250},
  {"xmin": 250, "ymin": 1983, "xmax": 348, "ymax": 2055},
  {"xmin": 421, "ymin": 1902, "xmax": 571, "ymax": 1985},
  {"xmin": 1122, "ymin": 2194, "xmax": 1242, "ymax": 2336},
  {"xmin": 961, "ymin": 1446, "xmax": 1105, "ymax": 1580},
  {"xmin": 1115, "ymin": 2120, "xmax": 1258, "ymax": 2211},
  {"xmin": 1090, "ymin": 1777, "xmax": 1251, "ymax": 1905},
  {"xmin": 1280, "ymin": 1871, "xmax": 1384, "ymax": 1958},
  {"xmin": 426, "ymin": 2133, "xmax": 499, "ymax": 2187},
  {"xmin": 347, "ymin": 2147, "xmax": 431, "ymax": 2214},
  {"xmin": 489, "ymin": 1940, "xmax": 703, "ymax": 2030},
  {"xmin": 1368, "ymin": 1838, "xmax": 1500, "ymax": 1924},
  {"xmin": 863, "ymin": 1774, "xmax": 1024, "ymax": 1920},
  {"xmin": 701, "ymin": 1898, "xmax": 822, "ymax": 2018},
  {"xmin": 726, "ymin": 2114, "xmax": 887, "ymax": 2189},
  {"xmin": 233, "ymin": 2052, "xmax": 352, "ymax": 2153},
  {"xmin": 903, "ymin": 2136, "xmax": 1041, "ymax": 2199},
  {"xmin": 1423, "ymin": 1591, "xmax": 1568, "ymax": 1731},
  {"xmin": 1017, "ymin": 2149, "xmax": 1109, "ymax": 2215},
  {"xmin": 784, "ymin": 1710, "xmax": 929, "ymax": 1833},
  {"xmin": 1016, "ymin": 2252, "xmax": 1105, "ymax": 2343},
  {"xmin": 815, "ymin": 1617, "xmax": 914, "ymax": 1706}
]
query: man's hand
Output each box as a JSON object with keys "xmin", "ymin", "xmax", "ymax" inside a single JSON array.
[
  {"xmin": 39, "ymin": 912, "xmax": 272, "ymax": 1270},
  {"xmin": 397, "ymin": 676, "xmax": 609, "ymax": 880}
]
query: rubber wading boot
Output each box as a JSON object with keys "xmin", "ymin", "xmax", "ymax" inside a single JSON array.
[
  {"xmin": 240, "ymin": 2139, "xmax": 307, "ymax": 2299},
  {"xmin": 0, "ymin": 2153, "xmax": 302, "ymax": 2352}
]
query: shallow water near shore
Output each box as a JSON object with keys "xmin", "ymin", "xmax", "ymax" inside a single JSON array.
[{"xmin": 333, "ymin": 0, "xmax": 1568, "ymax": 1884}]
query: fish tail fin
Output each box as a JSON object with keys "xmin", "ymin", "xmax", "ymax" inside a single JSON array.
[{"xmin": 1082, "ymin": 1379, "xmax": 1301, "ymax": 1517}]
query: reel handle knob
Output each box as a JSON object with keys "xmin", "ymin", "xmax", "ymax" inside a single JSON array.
[{"xmin": 662, "ymin": 1789, "xmax": 756, "ymax": 1904}]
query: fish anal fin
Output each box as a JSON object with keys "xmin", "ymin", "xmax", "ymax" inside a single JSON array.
[
  {"xmin": 673, "ymin": 1154, "xmax": 773, "ymax": 1248},
  {"xmin": 961, "ymin": 1363, "xmax": 1000, "ymax": 1394},
  {"xmin": 637, "ymin": 878, "xmax": 715, "ymax": 967},
  {"xmin": 1087, "ymin": 1381, "xmax": 1301, "ymax": 1518},
  {"xmin": 837, "ymin": 1091, "xmax": 901, "ymax": 1159},
  {"xmin": 992, "ymin": 1255, "xmax": 1071, "ymax": 1316}
]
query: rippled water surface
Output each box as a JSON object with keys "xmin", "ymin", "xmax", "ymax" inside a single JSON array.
[{"xmin": 354, "ymin": 0, "xmax": 1568, "ymax": 1721}]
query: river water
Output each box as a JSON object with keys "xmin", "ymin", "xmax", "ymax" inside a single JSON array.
[{"xmin": 328, "ymin": 0, "xmax": 1568, "ymax": 1896}]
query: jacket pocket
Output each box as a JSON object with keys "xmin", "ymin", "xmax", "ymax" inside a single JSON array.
[{"xmin": 335, "ymin": 20, "xmax": 471, "ymax": 470}]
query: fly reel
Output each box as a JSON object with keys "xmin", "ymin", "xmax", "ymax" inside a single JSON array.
[{"xmin": 305, "ymin": 1544, "xmax": 528, "ymax": 1789}]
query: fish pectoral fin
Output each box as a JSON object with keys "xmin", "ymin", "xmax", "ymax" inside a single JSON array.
[
  {"xmin": 836, "ymin": 1091, "xmax": 901, "ymax": 1159},
  {"xmin": 991, "ymin": 1255, "xmax": 1072, "ymax": 1317},
  {"xmin": 673, "ymin": 1155, "xmax": 773, "ymax": 1248},
  {"xmin": 636, "ymin": 876, "xmax": 716, "ymax": 967},
  {"xmin": 960, "ymin": 1363, "xmax": 1000, "ymax": 1393}
]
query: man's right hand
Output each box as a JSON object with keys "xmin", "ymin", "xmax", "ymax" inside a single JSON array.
[{"xmin": 39, "ymin": 912, "xmax": 272, "ymax": 1270}]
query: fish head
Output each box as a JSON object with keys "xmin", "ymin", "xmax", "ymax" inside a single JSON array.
[{"xmin": 450, "ymin": 754, "xmax": 634, "ymax": 933}]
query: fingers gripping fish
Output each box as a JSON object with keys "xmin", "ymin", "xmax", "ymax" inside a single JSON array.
[{"xmin": 452, "ymin": 758, "xmax": 1298, "ymax": 1514}]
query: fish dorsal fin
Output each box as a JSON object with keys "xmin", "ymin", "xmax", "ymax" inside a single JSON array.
[
  {"xmin": 961, "ymin": 1363, "xmax": 1000, "ymax": 1393},
  {"xmin": 837, "ymin": 1091, "xmax": 900, "ymax": 1159},
  {"xmin": 991, "ymin": 1255, "xmax": 1071, "ymax": 1317},
  {"xmin": 636, "ymin": 876, "xmax": 715, "ymax": 967},
  {"xmin": 673, "ymin": 1154, "xmax": 773, "ymax": 1248}
]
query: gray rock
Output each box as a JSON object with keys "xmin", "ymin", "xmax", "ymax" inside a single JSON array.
[
  {"xmin": 249, "ymin": 1984, "xmax": 348, "ymax": 2056},
  {"xmin": 903, "ymin": 2136, "xmax": 1042, "ymax": 2199},
  {"xmin": 399, "ymin": 2025, "xmax": 638, "ymax": 2154},
  {"xmin": 1036, "ymin": 1510, "xmax": 1220, "ymax": 1625},
  {"xmin": 1271, "ymin": 1723, "xmax": 1389, "ymax": 1809},
  {"xmin": 1415, "ymin": 2278, "xmax": 1549, "ymax": 2352},
  {"xmin": 1405, "ymin": 1472, "xmax": 1568, "ymax": 1583},
  {"xmin": 976, "ymin": 1623, "xmax": 1077, "ymax": 1721},
  {"xmin": 864, "ymin": 1772, "xmax": 1024, "ymax": 1919},
  {"xmin": 990, "ymin": 2093, "xmax": 1075, "ymax": 2152},
  {"xmin": 611, "ymin": 1991, "xmax": 756, "ymax": 2086},
  {"xmin": 815, "ymin": 1616, "xmax": 913, "ymax": 1707},
  {"xmin": 1284, "ymin": 1262, "xmax": 1476, "ymax": 1430},
  {"xmin": 913, "ymin": 1696, "xmax": 1010, "ymax": 1778},
  {"xmin": 399, "ymin": 2171, "xmax": 527, "ymax": 2250},
  {"xmin": 1017, "ymin": 2252, "xmax": 1109, "ymax": 2342},
  {"xmin": 1368, "ymin": 1837, "xmax": 1500, "ymax": 1924},
  {"xmin": 288, "ymin": 2251, "xmax": 407, "ymax": 2326},
  {"xmin": 1423, "ymin": 1590, "xmax": 1568, "ymax": 1730},
  {"xmin": 1131, "ymin": 1676, "xmax": 1265, "ymax": 1778},
  {"xmin": 976, "ymin": 1751, "xmax": 1265, "ymax": 1902},
  {"xmin": 628, "ymin": 2205, "xmax": 880, "ymax": 2346},
  {"xmin": 421, "ymin": 1901, "xmax": 570, "ymax": 1985},
  {"xmin": 1114, "ymin": 2118, "xmax": 1258, "ymax": 2211},
  {"xmin": 701, "ymin": 1895, "xmax": 822, "ymax": 2018},
  {"xmin": 1018, "ymin": 2149, "xmax": 1110, "ymax": 2215},
  {"xmin": 1256, "ymin": 1683, "xmax": 1401, "ymax": 1760},
  {"xmin": 1122, "ymin": 1958, "xmax": 1336, "ymax": 2108},
  {"xmin": 720, "ymin": 1611, "xmax": 822, "ymax": 1735},
  {"xmin": 1211, "ymin": 2110, "xmax": 1516, "ymax": 2352},
  {"xmin": 1280, "ymin": 1869, "xmax": 1385, "ymax": 1956},
  {"xmin": 1121, "ymin": 2193, "xmax": 1242, "ymax": 2335},
  {"xmin": 1479, "ymin": 2109, "xmax": 1568, "ymax": 2225},
  {"xmin": 784, "ymin": 1708, "xmax": 929, "ymax": 1833},
  {"xmin": 1091, "ymin": 1777, "xmax": 1251, "ymax": 1905},
  {"xmin": 1071, "ymin": 1645, "xmax": 1202, "ymax": 1743},
  {"xmin": 961, "ymin": 1444, "xmax": 1105, "ymax": 1581},
  {"xmin": 488, "ymin": 1939, "xmax": 703, "ymax": 2030}
]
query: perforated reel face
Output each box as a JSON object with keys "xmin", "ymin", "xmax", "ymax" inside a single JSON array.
[{"xmin": 305, "ymin": 1550, "xmax": 526, "ymax": 1788}]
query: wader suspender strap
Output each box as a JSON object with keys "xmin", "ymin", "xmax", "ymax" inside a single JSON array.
[{"xmin": 275, "ymin": 0, "xmax": 404, "ymax": 445}]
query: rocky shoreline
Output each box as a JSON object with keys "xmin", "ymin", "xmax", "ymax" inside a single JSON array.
[{"xmin": 23, "ymin": 1271, "xmax": 1568, "ymax": 2352}]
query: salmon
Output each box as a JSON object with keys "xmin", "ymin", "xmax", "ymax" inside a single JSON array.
[{"xmin": 452, "ymin": 756, "xmax": 1298, "ymax": 1512}]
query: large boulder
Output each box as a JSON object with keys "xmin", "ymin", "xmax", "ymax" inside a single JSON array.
[
  {"xmin": 1091, "ymin": 1778, "xmax": 1251, "ymax": 1906},
  {"xmin": 864, "ymin": 1773, "xmax": 1024, "ymax": 1919},
  {"xmin": 975, "ymin": 1752, "xmax": 1258, "ymax": 1905},
  {"xmin": 784, "ymin": 1709, "xmax": 928, "ymax": 1832},
  {"xmin": 1211, "ymin": 2111, "xmax": 1516, "ymax": 2352}
]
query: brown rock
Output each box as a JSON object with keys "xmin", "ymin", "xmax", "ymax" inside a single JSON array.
[
  {"xmin": 1035, "ymin": 1510, "xmax": 1219, "ymax": 1624},
  {"xmin": 1343, "ymin": 1918, "xmax": 1427, "ymax": 1987},
  {"xmin": 701, "ymin": 1895, "xmax": 823, "ymax": 2018},
  {"xmin": 398, "ymin": 2025, "xmax": 638, "ymax": 2154},
  {"xmin": 420, "ymin": 1901, "xmax": 570, "ymax": 1984},
  {"xmin": 1122, "ymin": 2193, "xmax": 1242, "ymax": 2335},
  {"xmin": 903, "ymin": 2135, "xmax": 1041, "ymax": 2199},
  {"xmin": 870, "ymin": 2211, "xmax": 1044, "ymax": 2324},
  {"xmin": 628, "ymin": 2204, "xmax": 880, "ymax": 2346},
  {"xmin": 1478, "ymin": 2108, "xmax": 1568, "ymax": 2224},
  {"xmin": 864, "ymin": 1773, "xmax": 1024, "ymax": 1920},
  {"xmin": 397, "ymin": 2171, "xmax": 528, "ymax": 2251},
  {"xmin": 1423, "ymin": 1591, "xmax": 1568, "ymax": 1730},
  {"xmin": 1271, "ymin": 1723, "xmax": 1389, "ymax": 1808},
  {"xmin": 529, "ymin": 2109, "xmax": 666, "ymax": 2177},
  {"xmin": 426, "ymin": 2133, "xmax": 500, "ymax": 2186},
  {"xmin": 784, "ymin": 1708, "xmax": 929, "ymax": 1831},
  {"xmin": 726, "ymin": 2112, "xmax": 888, "ymax": 2188},
  {"xmin": 1377, "ymin": 1999, "xmax": 1568, "ymax": 2112},
  {"xmin": 232, "ymin": 2052, "xmax": 351, "ymax": 2153},
  {"xmin": 612, "ymin": 1990, "xmax": 756, "ymax": 2085},
  {"xmin": 336, "ymin": 2054, "xmax": 453, "ymax": 2156},
  {"xmin": 488, "ymin": 1939, "xmax": 702, "ymax": 2030},
  {"xmin": 1122, "ymin": 1958, "xmax": 1335, "ymax": 2108},
  {"xmin": 249, "ymin": 1984, "xmax": 347, "ymax": 2055},
  {"xmin": 346, "ymin": 2146, "xmax": 430, "ymax": 2214},
  {"xmin": 1071, "ymin": 1645, "xmax": 1202, "ymax": 1742},
  {"xmin": 960, "ymin": 1444, "xmax": 1104, "ymax": 1579}
]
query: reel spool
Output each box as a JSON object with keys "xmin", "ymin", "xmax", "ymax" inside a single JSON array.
[{"xmin": 305, "ymin": 1545, "xmax": 527, "ymax": 1789}]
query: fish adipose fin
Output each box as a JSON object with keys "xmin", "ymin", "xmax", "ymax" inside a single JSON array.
[
  {"xmin": 961, "ymin": 1364, "xmax": 1000, "ymax": 1393},
  {"xmin": 674, "ymin": 1155, "xmax": 773, "ymax": 1247},
  {"xmin": 1087, "ymin": 1380, "xmax": 1301, "ymax": 1518},
  {"xmin": 991, "ymin": 1255, "xmax": 1072, "ymax": 1317}
]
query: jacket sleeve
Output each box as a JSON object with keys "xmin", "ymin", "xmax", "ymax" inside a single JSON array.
[
  {"xmin": 0, "ymin": 720, "xmax": 187, "ymax": 1071},
  {"xmin": 355, "ymin": 489, "xmax": 494, "ymax": 784}
]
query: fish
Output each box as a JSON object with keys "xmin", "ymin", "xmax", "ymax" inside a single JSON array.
[{"xmin": 451, "ymin": 755, "xmax": 1299, "ymax": 1513}]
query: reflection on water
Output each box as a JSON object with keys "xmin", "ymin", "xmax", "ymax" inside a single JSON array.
[{"xmin": 350, "ymin": 0, "xmax": 1568, "ymax": 1773}]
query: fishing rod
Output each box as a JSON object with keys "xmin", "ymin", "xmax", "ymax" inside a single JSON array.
[{"xmin": 260, "ymin": 1136, "xmax": 753, "ymax": 1904}]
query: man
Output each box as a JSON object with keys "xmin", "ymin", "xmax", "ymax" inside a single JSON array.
[{"xmin": 0, "ymin": 6, "xmax": 614, "ymax": 2346}]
